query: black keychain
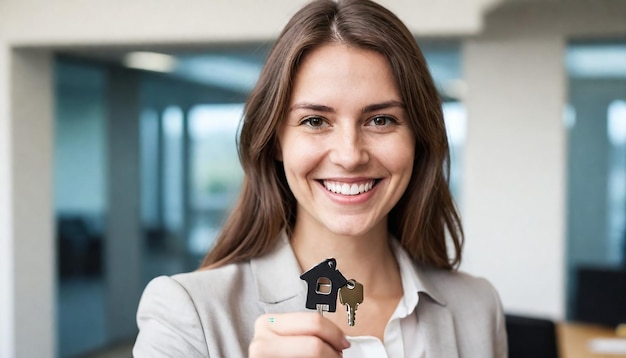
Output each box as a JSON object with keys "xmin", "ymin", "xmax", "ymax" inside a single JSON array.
[{"xmin": 300, "ymin": 258, "xmax": 348, "ymax": 315}]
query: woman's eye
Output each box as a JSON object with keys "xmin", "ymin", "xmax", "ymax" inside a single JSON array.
[
  {"xmin": 302, "ymin": 116, "xmax": 326, "ymax": 128},
  {"xmin": 369, "ymin": 115, "xmax": 395, "ymax": 126}
]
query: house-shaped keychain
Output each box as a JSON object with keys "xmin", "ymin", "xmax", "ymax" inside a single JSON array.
[{"xmin": 300, "ymin": 258, "xmax": 348, "ymax": 314}]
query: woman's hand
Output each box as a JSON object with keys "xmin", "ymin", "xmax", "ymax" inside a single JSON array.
[{"xmin": 249, "ymin": 312, "xmax": 350, "ymax": 357}]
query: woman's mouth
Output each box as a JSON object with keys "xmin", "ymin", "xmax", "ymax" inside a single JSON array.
[{"xmin": 320, "ymin": 179, "xmax": 378, "ymax": 195}]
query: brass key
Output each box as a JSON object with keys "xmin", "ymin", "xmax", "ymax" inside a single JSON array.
[{"xmin": 339, "ymin": 279, "xmax": 364, "ymax": 326}]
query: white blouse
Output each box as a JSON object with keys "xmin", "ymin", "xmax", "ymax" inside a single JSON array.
[{"xmin": 343, "ymin": 239, "xmax": 426, "ymax": 358}]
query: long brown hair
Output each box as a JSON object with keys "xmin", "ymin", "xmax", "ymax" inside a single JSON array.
[{"xmin": 201, "ymin": 0, "xmax": 463, "ymax": 270}]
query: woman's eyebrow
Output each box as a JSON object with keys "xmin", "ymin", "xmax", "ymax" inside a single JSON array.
[
  {"xmin": 290, "ymin": 100, "xmax": 405, "ymax": 113},
  {"xmin": 361, "ymin": 100, "xmax": 405, "ymax": 113},
  {"xmin": 289, "ymin": 103, "xmax": 335, "ymax": 112}
]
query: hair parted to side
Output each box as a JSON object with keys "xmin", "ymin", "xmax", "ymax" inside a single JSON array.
[{"xmin": 200, "ymin": 0, "xmax": 463, "ymax": 270}]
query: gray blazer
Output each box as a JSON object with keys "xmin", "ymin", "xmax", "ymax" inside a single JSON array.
[{"xmin": 134, "ymin": 234, "xmax": 508, "ymax": 357}]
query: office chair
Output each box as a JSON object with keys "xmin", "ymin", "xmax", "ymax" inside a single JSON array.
[
  {"xmin": 505, "ymin": 314, "xmax": 559, "ymax": 358},
  {"xmin": 574, "ymin": 267, "xmax": 626, "ymax": 327}
]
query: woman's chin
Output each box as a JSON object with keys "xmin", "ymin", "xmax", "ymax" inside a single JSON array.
[{"xmin": 322, "ymin": 221, "xmax": 381, "ymax": 238}]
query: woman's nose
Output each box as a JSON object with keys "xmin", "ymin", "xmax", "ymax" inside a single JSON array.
[{"xmin": 328, "ymin": 128, "xmax": 369, "ymax": 170}]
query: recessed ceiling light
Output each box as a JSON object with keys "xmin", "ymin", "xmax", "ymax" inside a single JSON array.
[{"xmin": 123, "ymin": 51, "xmax": 177, "ymax": 73}]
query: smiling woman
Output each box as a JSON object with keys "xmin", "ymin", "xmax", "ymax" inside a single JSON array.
[
  {"xmin": 278, "ymin": 44, "xmax": 415, "ymax": 241},
  {"xmin": 133, "ymin": 1, "xmax": 507, "ymax": 357}
]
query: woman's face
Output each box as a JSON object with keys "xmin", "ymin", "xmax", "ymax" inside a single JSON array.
[{"xmin": 277, "ymin": 43, "xmax": 415, "ymax": 238}]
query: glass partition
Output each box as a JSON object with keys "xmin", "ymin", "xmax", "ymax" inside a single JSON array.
[{"xmin": 565, "ymin": 41, "xmax": 626, "ymax": 321}]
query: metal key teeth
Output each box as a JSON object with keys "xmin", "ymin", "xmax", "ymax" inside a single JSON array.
[
  {"xmin": 339, "ymin": 279, "xmax": 364, "ymax": 327},
  {"xmin": 347, "ymin": 305, "xmax": 356, "ymax": 326}
]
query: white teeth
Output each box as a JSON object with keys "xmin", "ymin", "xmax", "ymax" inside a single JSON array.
[{"xmin": 323, "ymin": 180, "xmax": 376, "ymax": 196}]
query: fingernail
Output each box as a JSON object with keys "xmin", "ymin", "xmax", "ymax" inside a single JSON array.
[{"xmin": 342, "ymin": 337, "xmax": 351, "ymax": 349}]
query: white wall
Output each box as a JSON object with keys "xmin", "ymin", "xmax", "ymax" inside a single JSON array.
[
  {"xmin": 0, "ymin": 40, "xmax": 15, "ymax": 358},
  {"xmin": 0, "ymin": 6, "xmax": 11, "ymax": 355},
  {"xmin": 8, "ymin": 49, "xmax": 55, "ymax": 358},
  {"xmin": 462, "ymin": 35, "xmax": 567, "ymax": 318}
]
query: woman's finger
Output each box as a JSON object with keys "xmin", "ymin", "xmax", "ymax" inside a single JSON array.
[
  {"xmin": 249, "ymin": 335, "xmax": 343, "ymax": 358},
  {"xmin": 253, "ymin": 313, "xmax": 350, "ymax": 353}
]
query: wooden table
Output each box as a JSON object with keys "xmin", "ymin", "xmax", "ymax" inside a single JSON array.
[{"xmin": 558, "ymin": 322, "xmax": 626, "ymax": 358}]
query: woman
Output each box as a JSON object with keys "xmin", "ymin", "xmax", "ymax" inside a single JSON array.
[{"xmin": 133, "ymin": 0, "xmax": 507, "ymax": 357}]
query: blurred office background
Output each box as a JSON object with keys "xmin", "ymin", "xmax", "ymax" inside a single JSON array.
[{"xmin": 1, "ymin": 0, "xmax": 625, "ymax": 357}]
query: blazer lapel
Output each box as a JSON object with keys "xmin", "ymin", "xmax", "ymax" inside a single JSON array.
[
  {"xmin": 249, "ymin": 231, "xmax": 308, "ymax": 314},
  {"xmin": 417, "ymin": 295, "xmax": 459, "ymax": 357}
]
